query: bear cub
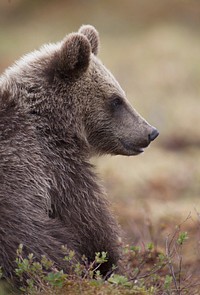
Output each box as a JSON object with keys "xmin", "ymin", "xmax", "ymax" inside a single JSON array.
[{"xmin": 0, "ymin": 25, "xmax": 158, "ymax": 283}]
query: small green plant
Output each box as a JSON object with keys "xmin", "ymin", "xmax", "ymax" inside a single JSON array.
[
  {"xmin": 95, "ymin": 251, "xmax": 108, "ymax": 264},
  {"xmin": 177, "ymin": 231, "xmax": 188, "ymax": 245},
  {"xmin": 45, "ymin": 270, "xmax": 67, "ymax": 288},
  {"xmin": 146, "ymin": 242, "xmax": 154, "ymax": 251},
  {"xmin": 63, "ymin": 250, "xmax": 75, "ymax": 262},
  {"xmin": 108, "ymin": 274, "xmax": 131, "ymax": 287},
  {"xmin": 164, "ymin": 275, "xmax": 173, "ymax": 292}
]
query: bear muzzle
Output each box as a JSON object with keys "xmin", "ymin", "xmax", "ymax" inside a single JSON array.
[{"xmin": 119, "ymin": 126, "xmax": 159, "ymax": 156}]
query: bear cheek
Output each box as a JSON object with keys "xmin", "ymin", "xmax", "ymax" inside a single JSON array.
[{"xmin": 84, "ymin": 114, "xmax": 116, "ymax": 155}]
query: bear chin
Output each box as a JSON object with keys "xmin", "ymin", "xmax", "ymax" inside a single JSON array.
[{"xmin": 118, "ymin": 138, "xmax": 147, "ymax": 156}]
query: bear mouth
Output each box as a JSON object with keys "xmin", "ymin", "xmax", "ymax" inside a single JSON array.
[{"xmin": 119, "ymin": 139, "xmax": 147, "ymax": 155}]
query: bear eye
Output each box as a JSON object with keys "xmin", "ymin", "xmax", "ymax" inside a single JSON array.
[{"xmin": 110, "ymin": 96, "xmax": 123, "ymax": 109}]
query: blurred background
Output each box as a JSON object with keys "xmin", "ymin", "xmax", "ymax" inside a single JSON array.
[{"xmin": 0, "ymin": 0, "xmax": 200, "ymax": 287}]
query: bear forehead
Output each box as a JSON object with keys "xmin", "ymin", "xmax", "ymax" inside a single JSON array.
[{"xmin": 90, "ymin": 56, "xmax": 125, "ymax": 97}]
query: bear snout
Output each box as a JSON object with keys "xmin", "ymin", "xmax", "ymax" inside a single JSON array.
[{"xmin": 119, "ymin": 126, "xmax": 159, "ymax": 156}]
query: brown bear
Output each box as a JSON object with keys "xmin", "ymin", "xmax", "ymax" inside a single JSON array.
[{"xmin": 0, "ymin": 25, "xmax": 158, "ymax": 283}]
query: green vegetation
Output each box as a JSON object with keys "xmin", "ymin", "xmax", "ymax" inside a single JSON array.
[{"xmin": 1, "ymin": 225, "xmax": 198, "ymax": 294}]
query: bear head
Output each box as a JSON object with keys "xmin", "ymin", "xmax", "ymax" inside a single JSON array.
[{"xmin": 0, "ymin": 25, "xmax": 158, "ymax": 156}]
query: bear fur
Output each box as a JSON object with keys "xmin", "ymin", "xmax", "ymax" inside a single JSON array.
[{"xmin": 0, "ymin": 25, "xmax": 158, "ymax": 283}]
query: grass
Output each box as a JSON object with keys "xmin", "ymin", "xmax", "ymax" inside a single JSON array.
[{"xmin": 0, "ymin": 0, "xmax": 200, "ymax": 294}]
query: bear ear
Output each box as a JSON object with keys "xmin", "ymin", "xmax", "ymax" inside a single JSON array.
[
  {"xmin": 58, "ymin": 33, "xmax": 91, "ymax": 75},
  {"xmin": 78, "ymin": 25, "xmax": 99, "ymax": 55}
]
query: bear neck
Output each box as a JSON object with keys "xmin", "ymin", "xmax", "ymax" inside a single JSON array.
[{"xmin": 32, "ymin": 112, "xmax": 90, "ymax": 160}]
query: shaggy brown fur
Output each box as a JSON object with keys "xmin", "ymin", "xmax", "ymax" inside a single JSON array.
[{"xmin": 0, "ymin": 25, "xmax": 158, "ymax": 283}]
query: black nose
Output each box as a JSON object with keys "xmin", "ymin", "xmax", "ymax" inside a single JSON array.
[{"xmin": 148, "ymin": 128, "xmax": 159, "ymax": 142}]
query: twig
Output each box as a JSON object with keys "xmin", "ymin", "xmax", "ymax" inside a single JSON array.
[{"xmin": 165, "ymin": 235, "xmax": 179, "ymax": 293}]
